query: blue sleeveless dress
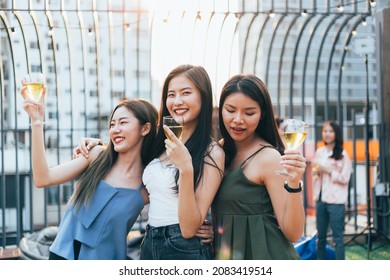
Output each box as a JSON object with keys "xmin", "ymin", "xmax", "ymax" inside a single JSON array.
[{"xmin": 50, "ymin": 181, "xmax": 144, "ymax": 259}]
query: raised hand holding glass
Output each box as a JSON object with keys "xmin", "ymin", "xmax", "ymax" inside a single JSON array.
[
  {"xmin": 275, "ymin": 119, "xmax": 308, "ymax": 177},
  {"xmin": 22, "ymin": 73, "xmax": 47, "ymax": 125}
]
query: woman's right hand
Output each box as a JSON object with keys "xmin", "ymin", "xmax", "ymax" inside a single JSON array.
[
  {"xmin": 73, "ymin": 138, "xmax": 103, "ymax": 159},
  {"xmin": 21, "ymin": 82, "xmax": 46, "ymax": 123}
]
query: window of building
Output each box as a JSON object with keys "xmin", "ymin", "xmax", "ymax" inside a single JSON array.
[
  {"xmin": 113, "ymin": 70, "xmax": 124, "ymax": 77},
  {"xmin": 47, "ymin": 43, "xmax": 59, "ymax": 50},
  {"xmin": 89, "ymin": 68, "xmax": 97, "ymax": 75},
  {"xmin": 112, "ymin": 91, "xmax": 124, "ymax": 98},
  {"xmin": 30, "ymin": 41, "xmax": 39, "ymax": 49},
  {"xmin": 48, "ymin": 111, "xmax": 58, "ymax": 120},
  {"xmin": 31, "ymin": 65, "xmax": 41, "ymax": 72}
]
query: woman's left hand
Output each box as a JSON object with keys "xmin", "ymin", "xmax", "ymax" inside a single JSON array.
[
  {"xmin": 195, "ymin": 220, "xmax": 214, "ymax": 244},
  {"xmin": 281, "ymin": 150, "xmax": 306, "ymax": 184}
]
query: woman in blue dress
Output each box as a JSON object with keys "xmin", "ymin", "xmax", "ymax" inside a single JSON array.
[{"xmin": 21, "ymin": 85, "xmax": 158, "ymax": 259}]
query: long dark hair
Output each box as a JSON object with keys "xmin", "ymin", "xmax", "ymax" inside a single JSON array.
[
  {"xmin": 151, "ymin": 64, "xmax": 218, "ymax": 192},
  {"xmin": 70, "ymin": 98, "xmax": 158, "ymax": 209},
  {"xmin": 323, "ymin": 120, "xmax": 344, "ymax": 160},
  {"xmin": 219, "ymin": 74, "xmax": 285, "ymax": 168}
]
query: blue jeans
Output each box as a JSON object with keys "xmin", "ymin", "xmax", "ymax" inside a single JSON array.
[
  {"xmin": 140, "ymin": 224, "xmax": 213, "ymax": 260},
  {"xmin": 316, "ymin": 201, "xmax": 345, "ymax": 260}
]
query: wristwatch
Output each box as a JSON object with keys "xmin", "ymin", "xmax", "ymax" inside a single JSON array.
[{"xmin": 284, "ymin": 180, "xmax": 303, "ymax": 193}]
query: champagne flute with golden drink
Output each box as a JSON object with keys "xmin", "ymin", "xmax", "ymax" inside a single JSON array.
[
  {"xmin": 275, "ymin": 119, "xmax": 308, "ymax": 176},
  {"xmin": 22, "ymin": 73, "xmax": 46, "ymax": 125},
  {"xmin": 163, "ymin": 116, "xmax": 183, "ymax": 141}
]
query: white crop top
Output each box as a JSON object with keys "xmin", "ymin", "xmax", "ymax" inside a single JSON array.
[{"xmin": 142, "ymin": 158, "xmax": 179, "ymax": 227}]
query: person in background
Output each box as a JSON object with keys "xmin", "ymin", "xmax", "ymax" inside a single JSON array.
[
  {"xmin": 212, "ymin": 74, "xmax": 306, "ymax": 259},
  {"xmin": 312, "ymin": 120, "xmax": 352, "ymax": 260},
  {"xmin": 21, "ymin": 90, "xmax": 158, "ymax": 259}
]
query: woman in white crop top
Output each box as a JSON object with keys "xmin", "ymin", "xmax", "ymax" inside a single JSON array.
[{"xmin": 140, "ymin": 64, "xmax": 224, "ymax": 259}]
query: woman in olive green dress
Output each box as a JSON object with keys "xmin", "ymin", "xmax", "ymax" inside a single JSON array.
[{"xmin": 212, "ymin": 74, "xmax": 306, "ymax": 260}]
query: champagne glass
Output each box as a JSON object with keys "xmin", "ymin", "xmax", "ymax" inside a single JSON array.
[
  {"xmin": 163, "ymin": 116, "xmax": 184, "ymax": 141},
  {"xmin": 22, "ymin": 73, "xmax": 46, "ymax": 125},
  {"xmin": 275, "ymin": 119, "xmax": 308, "ymax": 176}
]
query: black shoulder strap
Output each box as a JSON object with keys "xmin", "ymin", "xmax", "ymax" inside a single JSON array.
[{"xmin": 241, "ymin": 145, "xmax": 275, "ymax": 167}]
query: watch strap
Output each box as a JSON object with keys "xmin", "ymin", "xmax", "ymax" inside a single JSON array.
[{"xmin": 284, "ymin": 180, "xmax": 303, "ymax": 193}]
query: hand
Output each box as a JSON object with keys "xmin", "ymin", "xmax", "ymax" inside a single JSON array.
[
  {"xmin": 21, "ymin": 82, "xmax": 46, "ymax": 122},
  {"xmin": 281, "ymin": 150, "xmax": 306, "ymax": 185},
  {"xmin": 163, "ymin": 125, "xmax": 192, "ymax": 169},
  {"xmin": 73, "ymin": 137, "xmax": 103, "ymax": 159},
  {"xmin": 316, "ymin": 164, "xmax": 331, "ymax": 175},
  {"xmin": 195, "ymin": 220, "xmax": 214, "ymax": 244},
  {"xmin": 311, "ymin": 162, "xmax": 320, "ymax": 176}
]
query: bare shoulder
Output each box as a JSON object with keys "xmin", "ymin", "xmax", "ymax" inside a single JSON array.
[
  {"xmin": 204, "ymin": 141, "xmax": 225, "ymax": 170},
  {"xmin": 208, "ymin": 140, "xmax": 225, "ymax": 160},
  {"xmin": 251, "ymin": 145, "xmax": 282, "ymax": 167},
  {"xmin": 242, "ymin": 145, "xmax": 281, "ymax": 185}
]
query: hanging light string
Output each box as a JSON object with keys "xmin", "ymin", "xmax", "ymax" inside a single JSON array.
[
  {"xmin": 0, "ymin": 0, "xmax": 374, "ymax": 33},
  {"xmin": 0, "ymin": 18, "xmax": 150, "ymax": 33}
]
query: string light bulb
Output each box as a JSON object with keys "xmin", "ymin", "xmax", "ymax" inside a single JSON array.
[
  {"xmin": 196, "ymin": 11, "xmax": 201, "ymax": 21},
  {"xmin": 48, "ymin": 27, "xmax": 53, "ymax": 36}
]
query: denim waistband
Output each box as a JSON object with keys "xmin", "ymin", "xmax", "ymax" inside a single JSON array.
[
  {"xmin": 142, "ymin": 223, "xmax": 213, "ymax": 260},
  {"xmin": 145, "ymin": 223, "xmax": 182, "ymax": 236}
]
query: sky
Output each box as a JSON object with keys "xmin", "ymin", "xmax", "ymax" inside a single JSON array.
[{"xmin": 145, "ymin": 0, "xmax": 240, "ymax": 106}]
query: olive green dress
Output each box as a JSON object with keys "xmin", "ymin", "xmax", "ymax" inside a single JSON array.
[{"xmin": 212, "ymin": 146, "xmax": 300, "ymax": 260}]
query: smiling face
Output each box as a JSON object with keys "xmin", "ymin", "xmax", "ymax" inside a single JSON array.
[
  {"xmin": 109, "ymin": 106, "xmax": 146, "ymax": 153},
  {"xmin": 221, "ymin": 92, "xmax": 261, "ymax": 143},
  {"xmin": 165, "ymin": 74, "xmax": 202, "ymax": 133}
]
